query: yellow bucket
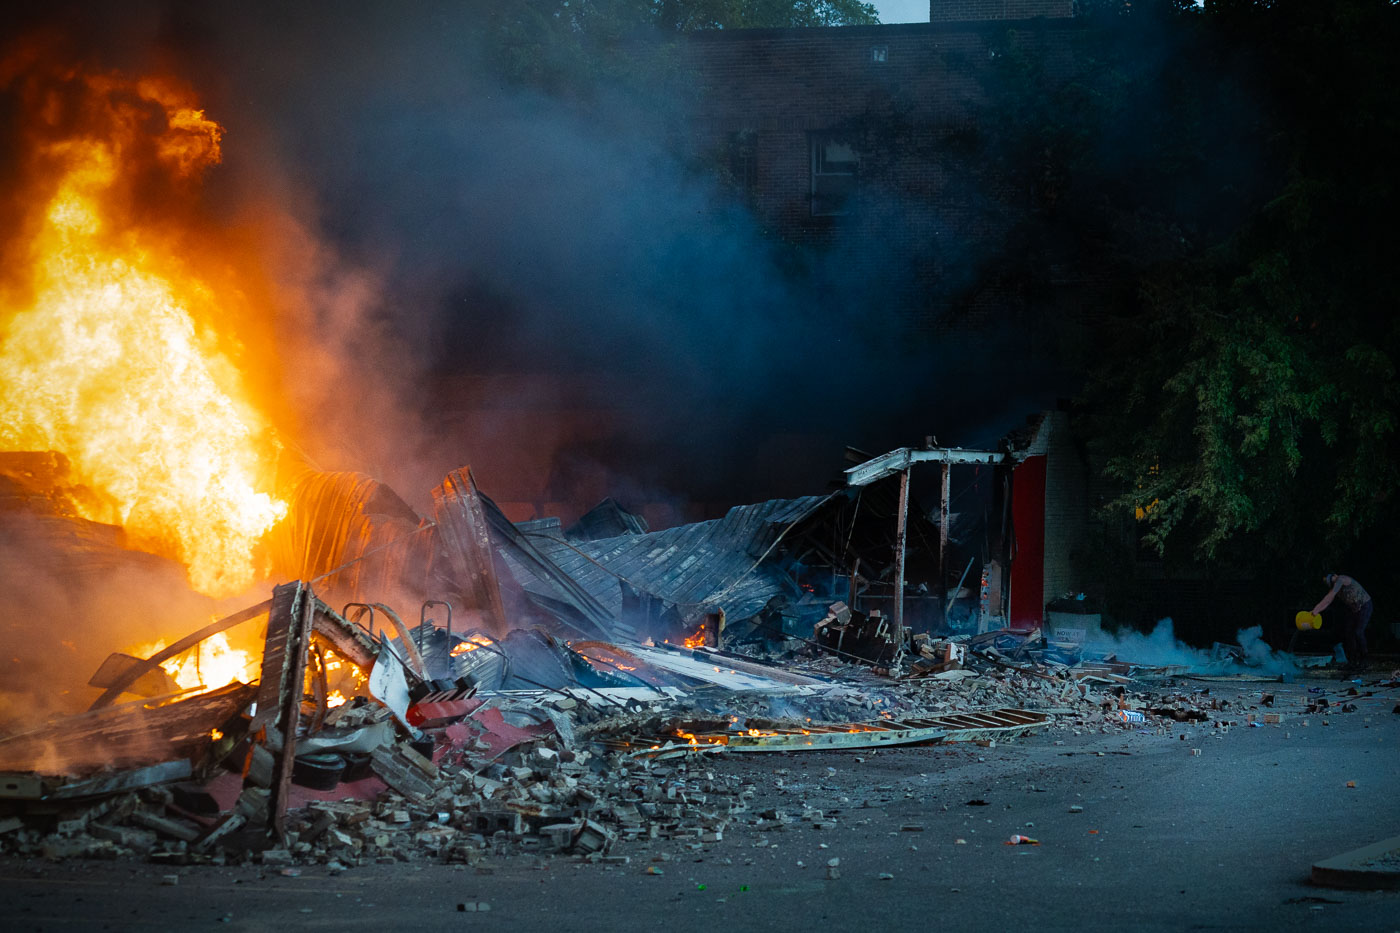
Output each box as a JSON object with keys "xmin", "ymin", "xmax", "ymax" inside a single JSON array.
[{"xmin": 1295, "ymin": 610, "xmax": 1322, "ymax": 631}]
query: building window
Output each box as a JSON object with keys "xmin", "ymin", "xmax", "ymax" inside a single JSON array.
[
  {"xmin": 727, "ymin": 130, "xmax": 758, "ymax": 201},
  {"xmin": 810, "ymin": 134, "xmax": 858, "ymax": 216},
  {"xmin": 871, "ymin": 46, "xmax": 888, "ymax": 63}
]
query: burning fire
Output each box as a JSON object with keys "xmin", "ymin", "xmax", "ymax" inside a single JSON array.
[
  {"xmin": 683, "ymin": 625, "xmax": 707, "ymax": 649},
  {"xmin": 450, "ymin": 633, "xmax": 496, "ymax": 657},
  {"xmin": 674, "ymin": 729, "xmax": 727, "ymax": 748},
  {"xmin": 138, "ymin": 632, "xmax": 256, "ymax": 693},
  {"xmin": 326, "ymin": 690, "xmax": 347, "ymax": 709},
  {"xmin": 0, "ymin": 61, "xmax": 286, "ymax": 596}
]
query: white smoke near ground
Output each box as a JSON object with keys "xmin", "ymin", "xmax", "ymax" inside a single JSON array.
[
  {"xmin": 1235, "ymin": 625, "xmax": 1304, "ymax": 677},
  {"xmin": 1097, "ymin": 618, "xmax": 1300, "ymax": 676}
]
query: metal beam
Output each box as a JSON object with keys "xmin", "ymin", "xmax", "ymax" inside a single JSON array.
[
  {"xmin": 891, "ymin": 467, "xmax": 909, "ymax": 641},
  {"xmin": 845, "ymin": 447, "xmax": 1008, "ymax": 487},
  {"xmin": 938, "ymin": 461, "xmax": 951, "ymax": 596},
  {"xmin": 432, "ymin": 468, "xmax": 508, "ymax": 637}
]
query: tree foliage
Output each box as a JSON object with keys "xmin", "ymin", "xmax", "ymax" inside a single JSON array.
[
  {"xmin": 480, "ymin": 0, "xmax": 877, "ymax": 93},
  {"xmin": 1060, "ymin": 0, "xmax": 1400, "ymax": 581}
]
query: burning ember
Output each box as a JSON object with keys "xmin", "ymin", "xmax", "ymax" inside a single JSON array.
[
  {"xmin": 450, "ymin": 633, "xmax": 496, "ymax": 657},
  {"xmin": 0, "ymin": 59, "xmax": 287, "ymax": 596},
  {"xmin": 674, "ymin": 729, "xmax": 727, "ymax": 748}
]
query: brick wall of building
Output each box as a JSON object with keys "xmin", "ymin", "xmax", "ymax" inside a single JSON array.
[
  {"xmin": 679, "ymin": 21, "xmax": 1086, "ymax": 339},
  {"xmin": 930, "ymin": 0, "xmax": 1074, "ymax": 23}
]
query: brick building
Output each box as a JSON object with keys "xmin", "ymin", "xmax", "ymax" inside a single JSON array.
[{"xmin": 680, "ymin": 0, "xmax": 1086, "ymax": 338}]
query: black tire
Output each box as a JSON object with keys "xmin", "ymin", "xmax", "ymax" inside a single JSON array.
[{"xmin": 291, "ymin": 753, "xmax": 346, "ymax": 790}]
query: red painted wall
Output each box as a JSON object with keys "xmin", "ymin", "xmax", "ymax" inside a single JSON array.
[{"xmin": 1009, "ymin": 454, "xmax": 1046, "ymax": 629}]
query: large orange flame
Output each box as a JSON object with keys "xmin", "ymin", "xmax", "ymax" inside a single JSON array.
[{"xmin": 0, "ymin": 63, "xmax": 286, "ymax": 596}]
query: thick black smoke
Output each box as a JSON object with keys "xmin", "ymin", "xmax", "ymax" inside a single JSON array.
[{"xmin": 9, "ymin": 1, "xmax": 1077, "ymax": 520}]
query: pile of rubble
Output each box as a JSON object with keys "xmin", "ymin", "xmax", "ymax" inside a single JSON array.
[{"xmin": 6, "ymin": 572, "xmax": 1381, "ymax": 871}]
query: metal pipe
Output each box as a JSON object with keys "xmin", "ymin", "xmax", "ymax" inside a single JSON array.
[
  {"xmin": 946, "ymin": 554, "xmax": 977, "ymax": 618},
  {"xmin": 421, "ymin": 600, "xmax": 453, "ymax": 647}
]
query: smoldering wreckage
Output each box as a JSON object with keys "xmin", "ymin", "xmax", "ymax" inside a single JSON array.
[{"xmin": 0, "ymin": 440, "xmax": 1380, "ymax": 871}]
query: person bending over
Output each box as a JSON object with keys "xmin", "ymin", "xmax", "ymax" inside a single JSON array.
[{"xmin": 1312, "ymin": 573, "xmax": 1372, "ymax": 670}]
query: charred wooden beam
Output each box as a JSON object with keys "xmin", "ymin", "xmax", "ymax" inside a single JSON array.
[
  {"xmin": 0, "ymin": 682, "xmax": 254, "ymax": 775},
  {"xmin": 249, "ymin": 581, "xmax": 316, "ymax": 843},
  {"xmin": 309, "ymin": 603, "xmax": 380, "ymax": 673}
]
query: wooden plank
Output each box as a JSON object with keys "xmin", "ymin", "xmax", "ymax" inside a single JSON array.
[
  {"xmin": 0, "ymin": 683, "xmax": 254, "ymax": 775},
  {"xmin": 726, "ymin": 724, "xmax": 945, "ymax": 751},
  {"xmin": 48, "ymin": 760, "xmax": 191, "ymax": 800},
  {"xmin": 251, "ymin": 582, "xmax": 315, "ymax": 843},
  {"xmin": 310, "ymin": 602, "xmax": 381, "ymax": 672}
]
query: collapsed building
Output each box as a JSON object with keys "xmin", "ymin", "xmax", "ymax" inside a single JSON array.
[{"xmin": 3, "ymin": 408, "xmax": 1319, "ymax": 867}]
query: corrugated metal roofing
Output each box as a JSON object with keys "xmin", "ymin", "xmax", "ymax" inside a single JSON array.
[{"xmin": 517, "ymin": 494, "xmax": 835, "ymax": 624}]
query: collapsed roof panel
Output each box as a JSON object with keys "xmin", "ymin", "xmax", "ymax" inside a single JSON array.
[
  {"xmin": 468, "ymin": 482, "xmax": 618, "ymax": 640},
  {"xmin": 521, "ymin": 495, "xmax": 834, "ymax": 624},
  {"xmin": 564, "ymin": 497, "xmax": 648, "ymax": 541}
]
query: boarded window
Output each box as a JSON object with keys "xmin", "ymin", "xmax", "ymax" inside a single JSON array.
[
  {"xmin": 810, "ymin": 135, "xmax": 858, "ymax": 216},
  {"xmin": 727, "ymin": 130, "xmax": 758, "ymax": 201}
]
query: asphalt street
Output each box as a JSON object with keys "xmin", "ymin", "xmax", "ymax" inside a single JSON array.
[{"xmin": 2, "ymin": 677, "xmax": 1396, "ymax": 932}]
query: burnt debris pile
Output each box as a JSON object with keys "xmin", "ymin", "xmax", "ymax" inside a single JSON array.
[{"xmin": 0, "ymin": 458, "xmax": 1362, "ymax": 867}]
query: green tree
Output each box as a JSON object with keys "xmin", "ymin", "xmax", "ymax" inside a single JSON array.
[
  {"xmin": 479, "ymin": 0, "xmax": 877, "ymax": 94},
  {"xmin": 1077, "ymin": 0, "xmax": 1400, "ymax": 585}
]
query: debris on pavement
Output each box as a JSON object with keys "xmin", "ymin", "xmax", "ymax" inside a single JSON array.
[{"xmin": 1, "ymin": 459, "xmax": 1389, "ymax": 870}]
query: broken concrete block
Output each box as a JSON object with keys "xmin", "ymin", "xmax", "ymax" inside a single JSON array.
[
  {"xmin": 88, "ymin": 823, "xmax": 158, "ymax": 850},
  {"xmin": 540, "ymin": 823, "xmax": 576, "ymax": 850},
  {"xmin": 40, "ymin": 838, "xmax": 88, "ymax": 860},
  {"xmin": 129, "ymin": 811, "xmax": 200, "ymax": 842},
  {"xmin": 571, "ymin": 819, "xmax": 614, "ymax": 855},
  {"xmin": 301, "ymin": 810, "xmax": 336, "ymax": 843},
  {"xmin": 370, "ymin": 747, "xmax": 436, "ymax": 801},
  {"xmin": 235, "ymin": 787, "xmax": 270, "ymax": 825}
]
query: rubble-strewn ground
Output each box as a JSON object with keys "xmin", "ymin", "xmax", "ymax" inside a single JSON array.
[{"xmin": 2, "ymin": 674, "xmax": 1395, "ymax": 933}]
